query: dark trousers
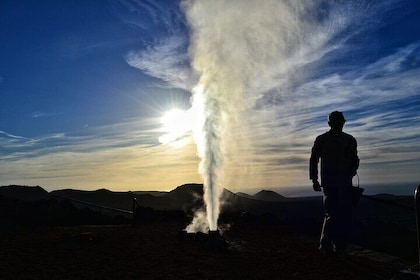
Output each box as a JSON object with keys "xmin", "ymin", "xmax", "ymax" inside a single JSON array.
[{"xmin": 320, "ymin": 185, "xmax": 352, "ymax": 251}]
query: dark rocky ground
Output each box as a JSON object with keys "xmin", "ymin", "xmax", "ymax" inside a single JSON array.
[
  {"xmin": 0, "ymin": 220, "xmax": 411, "ymax": 280},
  {"xmin": 1, "ymin": 184, "xmax": 419, "ymax": 279}
]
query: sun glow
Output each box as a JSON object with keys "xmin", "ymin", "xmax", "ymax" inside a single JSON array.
[{"xmin": 158, "ymin": 109, "xmax": 193, "ymax": 144}]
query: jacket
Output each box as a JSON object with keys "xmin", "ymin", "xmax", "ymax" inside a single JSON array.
[{"xmin": 310, "ymin": 131, "xmax": 359, "ymax": 187}]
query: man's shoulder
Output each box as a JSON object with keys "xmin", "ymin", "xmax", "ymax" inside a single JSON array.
[
  {"xmin": 315, "ymin": 132, "xmax": 330, "ymax": 141},
  {"xmin": 342, "ymin": 132, "xmax": 356, "ymax": 141},
  {"xmin": 315, "ymin": 131, "xmax": 356, "ymax": 142}
]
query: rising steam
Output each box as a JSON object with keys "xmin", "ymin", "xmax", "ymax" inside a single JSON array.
[{"xmin": 181, "ymin": 0, "xmax": 357, "ymax": 232}]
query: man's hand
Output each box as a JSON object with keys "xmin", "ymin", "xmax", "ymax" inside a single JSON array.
[{"xmin": 312, "ymin": 180, "xmax": 322, "ymax": 192}]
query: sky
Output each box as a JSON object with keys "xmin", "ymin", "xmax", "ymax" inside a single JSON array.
[{"xmin": 0, "ymin": 0, "xmax": 419, "ymax": 195}]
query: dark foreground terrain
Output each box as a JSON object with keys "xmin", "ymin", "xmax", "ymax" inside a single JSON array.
[
  {"xmin": 0, "ymin": 220, "xmax": 411, "ymax": 280},
  {"xmin": 0, "ymin": 184, "xmax": 418, "ymax": 279}
]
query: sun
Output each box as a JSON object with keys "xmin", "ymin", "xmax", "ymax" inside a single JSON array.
[{"xmin": 159, "ymin": 109, "xmax": 193, "ymax": 144}]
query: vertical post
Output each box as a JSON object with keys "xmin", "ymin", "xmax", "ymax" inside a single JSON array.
[
  {"xmin": 132, "ymin": 198, "xmax": 137, "ymax": 221},
  {"xmin": 132, "ymin": 198, "xmax": 142, "ymax": 222},
  {"xmin": 415, "ymin": 185, "xmax": 420, "ymax": 264}
]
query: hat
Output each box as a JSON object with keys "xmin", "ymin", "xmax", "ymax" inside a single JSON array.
[{"xmin": 328, "ymin": 111, "xmax": 346, "ymax": 124}]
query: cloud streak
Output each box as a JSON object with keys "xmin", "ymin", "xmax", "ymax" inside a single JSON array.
[
  {"xmin": 120, "ymin": 0, "xmax": 198, "ymax": 91},
  {"xmin": 126, "ymin": 35, "xmax": 196, "ymax": 90}
]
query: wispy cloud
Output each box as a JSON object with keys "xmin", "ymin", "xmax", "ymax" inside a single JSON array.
[
  {"xmin": 31, "ymin": 111, "xmax": 60, "ymax": 118},
  {"xmin": 0, "ymin": 130, "xmax": 32, "ymax": 141},
  {"xmin": 117, "ymin": 0, "xmax": 197, "ymax": 91},
  {"xmin": 113, "ymin": 0, "xmax": 185, "ymax": 31},
  {"xmin": 126, "ymin": 35, "xmax": 196, "ymax": 90},
  {"xmin": 1, "ymin": 116, "xmax": 162, "ymax": 160}
]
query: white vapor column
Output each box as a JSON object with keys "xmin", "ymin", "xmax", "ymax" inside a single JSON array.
[{"xmin": 183, "ymin": 0, "xmax": 348, "ymax": 232}]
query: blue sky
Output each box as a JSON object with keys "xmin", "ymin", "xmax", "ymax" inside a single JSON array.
[{"xmin": 0, "ymin": 0, "xmax": 419, "ymax": 194}]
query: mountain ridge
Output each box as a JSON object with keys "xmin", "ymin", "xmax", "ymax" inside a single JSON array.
[
  {"xmin": 0, "ymin": 184, "xmax": 287, "ymax": 213},
  {"xmin": 1, "ymin": 184, "xmax": 417, "ymax": 261}
]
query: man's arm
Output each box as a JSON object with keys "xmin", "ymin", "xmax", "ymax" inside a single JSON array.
[
  {"xmin": 310, "ymin": 138, "xmax": 322, "ymax": 192},
  {"xmin": 351, "ymin": 137, "xmax": 359, "ymax": 176}
]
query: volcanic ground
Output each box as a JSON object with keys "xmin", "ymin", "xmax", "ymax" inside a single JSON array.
[{"xmin": 0, "ymin": 220, "xmax": 410, "ymax": 280}]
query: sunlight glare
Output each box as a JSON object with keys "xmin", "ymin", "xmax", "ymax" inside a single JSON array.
[{"xmin": 158, "ymin": 109, "xmax": 193, "ymax": 144}]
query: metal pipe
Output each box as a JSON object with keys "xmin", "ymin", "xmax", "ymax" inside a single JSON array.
[
  {"xmin": 415, "ymin": 185, "xmax": 420, "ymax": 263},
  {"xmin": 50, "ymin": 194, "xmax": 133, "ymax": 214}
]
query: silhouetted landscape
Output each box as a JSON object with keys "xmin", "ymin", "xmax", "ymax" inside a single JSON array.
[{"xmin": 0, "ymin": 184, "xmax": 418, "ymax": 279}]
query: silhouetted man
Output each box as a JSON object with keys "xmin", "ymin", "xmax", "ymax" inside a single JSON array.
[{"xmin": 310, "ymin": 111, "xmax": 359, "ymax": 255}]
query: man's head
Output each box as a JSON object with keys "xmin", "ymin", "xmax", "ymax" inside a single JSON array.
[{"xmin": 328, "ymin": 111, "xmax": 346, "ymax": 131}]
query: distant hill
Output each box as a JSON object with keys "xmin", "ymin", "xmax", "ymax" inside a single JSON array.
[
  {"xmin": 1, "ymin": 184, "xmax": 418, "ymax": 260},
  {"xmin": 236, "ymin": 190, "xmax": 287, "ymax": 202},
  {"xmin": 132, "ymin": 190, "xmax": 167, "ymax": 197},
  {"xmin": 166, "ymin": 183, "xmax": 204, "ymax": 201},
  {"xmin": 254, "ymin": 190, "xmax": 287, "ymax": 201},
  {"xmin": 136, "ymin": 183, "xmax": 246, "ymax": 212},
  {"xmin": 0, "ymin": 184, "xmax": 287, "ymax": 214},
  {"xmin": 1, "ymin": 184, "xmax": 415, "ymax": 228},
  {"xmin": 236, "ymin": 192, "xmax": 255, "ymax": 200},
  {"xmin": 134, "ymin": 183, "xmax": 203, "ymax": 211},
  {"xmin": 45, "ymin": 183, "xmax": 268, "ymax": 214},
  {"xmin": 0, "ymin": 185, "xmax": 49, "ymax": 201},
  {"xmin": 51, "ymin": 188, "xmax": 135, "ymax": 211},
  {"xmin": 50, "ymin": 183, "xmax": 228, "ymax": 212}
]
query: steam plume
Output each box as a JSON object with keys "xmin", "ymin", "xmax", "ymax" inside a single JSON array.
[{"xmin": 183, "ymin": 0, "xmax": 351, "ymax": 232}]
